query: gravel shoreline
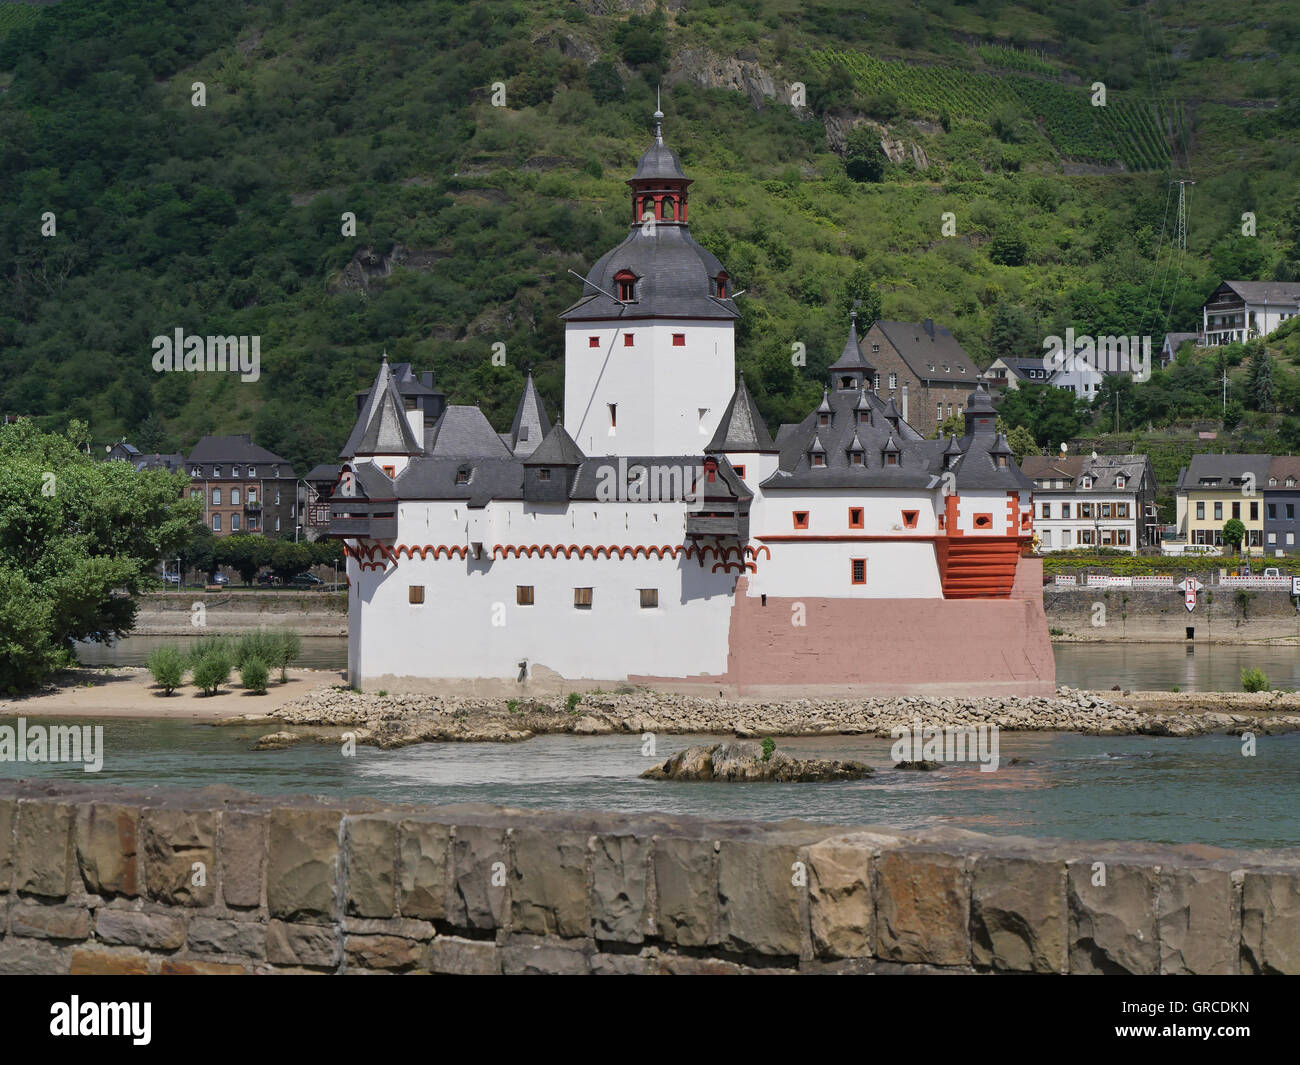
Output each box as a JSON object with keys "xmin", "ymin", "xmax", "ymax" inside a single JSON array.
[{"xmin": 230, "ymin": 684, "xmax": 1300, "ymax": 749}]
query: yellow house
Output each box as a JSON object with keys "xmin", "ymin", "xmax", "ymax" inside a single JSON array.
[{"xmin": 1175, "ymin": 455, "xmax": 1271, "ymax": 555}]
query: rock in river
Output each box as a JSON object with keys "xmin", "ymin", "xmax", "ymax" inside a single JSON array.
[{"xmin": 641, "ymin": 741, "xmax": 872, "ymax": 782}]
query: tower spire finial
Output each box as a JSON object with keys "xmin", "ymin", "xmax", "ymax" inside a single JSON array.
[{"xmin": 653, "ymin": 85, "xmax": 664, "ymax": 145}]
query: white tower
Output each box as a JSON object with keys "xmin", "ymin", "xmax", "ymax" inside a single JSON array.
[{"xmin": 559, "ymin": 104, "xmax": 738, "ymax": 456}]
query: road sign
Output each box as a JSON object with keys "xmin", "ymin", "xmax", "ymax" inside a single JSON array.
[
  {"xmin": 1178, "ymin": 577, "xmax": 1203, "ymax": 592},
  {"xmin": 1293, "ymin": 576, "xmax": 1300, "ymax": 597},
  {"xmin": 1185, "ymin": 586, "xmax": 1197, "ymax": 612}
]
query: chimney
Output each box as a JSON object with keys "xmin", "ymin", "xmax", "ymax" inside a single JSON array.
[
  {"xmin": 900, "ymin": 383, "xmax": 908, "ymax": 423},
  {"xmin": 923, "ymin": 318, "xmax": 934, "ymax": 338},
  {"xmin": 420, "ymin": 371, "xmax": 433, "ymax": 388}
]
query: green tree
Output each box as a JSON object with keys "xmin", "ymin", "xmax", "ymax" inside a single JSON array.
[
  {"xmin": 270, "ymin": 539, "xmax": 312, "ymax": 584},
  {"xmin": 1222, "ymin": 517, "xmax": 1246, "ymax": 555},
  {"xmin": 844, "ymin": 126, "xmax": 886, "ymax": 183},
  {"xmin": 1005, "ymin": 423, "xmax": 1039, "ymax": 463},
  {"xmin": 0, "ymin": 419, "xmax": 199, "ymax": 693},
  {"xmin": 988, "ymin": 303, "xmax": 1036, "ymax": 360},
  {"xmin": 585, "ymin": 60, "xmax": 623, "ymax": 104},
  {"xmin": 1247, "ymin": 347, "xmax": 1274, "ymax": 411},
  {"xmin": 214, "ymin": 534, "xmax": 270, "ymax": 585}
]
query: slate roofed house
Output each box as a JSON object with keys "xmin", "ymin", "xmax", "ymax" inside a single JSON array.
[
  {"xmin": 1021, "ymin": 453, "xmax": 1156, "ymax": 552},
  {"xmin": 856, "ymin": 318, "xmax": 981, "ymax": 436},
  {"xmin": 981, "ymin": 356, "xmax": 1054, "ymax": 391},
  {"xmin": 186, "ymin": 434, "xmax": 298, "ymax": 538},
  {"xmin": 1263, "ymin": 456, "xmax": 1300, "ymax": 556},
  {"xmin": 1174, "ymin": 453, "xmax": 1273, "ymax": 554},
  {"xmin": 1201, "ymin": 281, "xmax": 1300, "ymax": 346}
]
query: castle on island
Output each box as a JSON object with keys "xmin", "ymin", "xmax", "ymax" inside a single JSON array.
[{"xmin": 328, "ymin": 110, "xmax": 1054, "ymax": 696}]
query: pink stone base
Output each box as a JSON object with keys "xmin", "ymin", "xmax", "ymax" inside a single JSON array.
[{"xmin": 631, "ymin": 561, "xmax": 1056, "ymax": 698}]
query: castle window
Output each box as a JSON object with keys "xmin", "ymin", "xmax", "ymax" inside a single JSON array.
[
  {"xmin": 381, "ymin": 465, "xmax": 395, "ymax": 478},
  {"xmin": 516, "ymin": 586, "xmax": 535, "ymax": 606},
  {"xmin": 818, "ymin": 413, "xmax": 830, "ymax": 427},
  {"xmin": 714, "ymin": 271, "xmax": 728, "ymax": 298},
  {"xmin": 849, "ymin": 508, "xmax": 864, "ymax": 529},
  {"xmin": 973, "ymin": 513, "xmax": 992, "ymax": 530},
  {"xmin": 793, "ymin": 511, "xmax": 810, "ymax": 530},
  {"xmin": 872, "ymin": 343, "xmax": 880, "ymax": 353},
  {"xmin": 901, "ymin": 510, "xmax": 919, "ymax": 529},
  {"xmin": 850, "ymin": 558, "xmax": 866, "ymax": 585},
  {"xmin": 538, "ymin": 468, "xmax": 551, "ymax": 481},
  {"xmin": 455, "ymin": 467, "xmax": 471, "ymax": 485},
  {"xmin": 858, "ymin": 410, "xmax": 870, "ymax": 424},
  {"xmin": 661, "ymin": 196, "xmax": 676, "ymax": 220},
  {"xmin": 615, "ymin": 270, "xmax": 637, "ymax": 301},
  {"xmin": 409, "ymin": 585, "xmax": 425, "ymax": 605},
  {"xmin": 623, "ymin": 333, "xmax": 634, "ymax": 347},
  {"xmin": 850, "ymin": 451, "xmax": 864, "ymax": 466},
  {"xmin": 589, "ymin": 336, "xmax": 600, "ymax": 348},
  {"xmin": 884, "ymin": 452, "xmax": 898, "ymax": 466},
  {"xmin": 733, "ymin": 465, "xmax": 746, "ymax": 479},
  {"xmin": 841, "ymin": 376, "xmax": 854, "ymax": 389},
  {"xmin": 673, "ymin": 333, "xmax": 685, "ymax": 346},
  {"xmin": 811, "ymin": 453, "xmax": 826, "ymax": 467},
  {"xmin": 608, "ymin": 403, "xmax": 617, "ymax": 428},
  {"xmin": 574, "ymin": 587, "xmax": 593, "ymax": 609},
  {"xmin": 639, "ymin": 588, "xmax": 659, "ymax": 609}
]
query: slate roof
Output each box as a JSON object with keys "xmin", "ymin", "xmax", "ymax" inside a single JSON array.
[
  {"xmin": 525, "ymin": 421, "xmax": 585, "ymax": 467},
  {"xmin": 136, "ymin": 452, "xmax": 185, "ymax": 473},
  {"xmin": 304, "ymin": 463, "xmax": 341, "ymax": 485},
  {"xmin": 427, "ymin": 405, "xmax": 514, "ymax": 459},
  {"xmin": 391, "ymin": 457, "xmax": 524, "ymax": 504},
  {"xmin": 1215, "ymin": 281, "xmax": 1300, "ymax": 306},
  {"xmin": 707, "ymin": 373, "xmax": 776, "ymax": 452},
  {"xmin": 874, "ymin": 320, "xmax": 979, "ymax": 385},
  {"xmin": 828, "ymin": 313, "xmax": 875, "ymax": 373},
  {"xmin": 341, "ymin": 359, "xmax": 423, "ymax": 458},
  {"xmin": 508, "ymin": 372, "xmax": 552, "ymax": 458},
  {"xmin": 631, "ymin": 136, "xmax": 688, "ymax": 182},
  {"xmin": 1267, "ymin": 456, "xmax": 1300, "ymax": 487},
  {"xmin": 1176, "ymin": 454, "xmax": 1273, "ymax": 491},
  {"xmin": 187, "ymin": 435, "xmax": 296, "ymax": 478},
  {"xmin": 1021, "ymin": 453, "xmax": 1149, "ymax": 492}
]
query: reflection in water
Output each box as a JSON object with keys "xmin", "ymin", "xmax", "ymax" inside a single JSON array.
[{"xmin": 0, "ymin": 721, "xmax": 1295, "ymax": 849}]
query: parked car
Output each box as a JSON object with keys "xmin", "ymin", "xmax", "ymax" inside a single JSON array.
[
  {"xmin": 163, "ymin": 572, "xmax": 181, "ymax": 586},
  {"xmin": 289, "ymin": 572, "xmax": 323, "ymax": 587},
  {"xmin": 257, "ymin": 572, "xmax": 281, "ymax": 586},
  {"xmin": 1264, "ymin": 567, "xmax": 1281, "ymax": 579},
  {"xmin": 210, "ymin": 572, "xmax": 230, "ymax": 586}
]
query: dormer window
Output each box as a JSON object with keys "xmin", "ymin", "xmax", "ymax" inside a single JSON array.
[
  {"xmin": 995, "ymin": 455, "xmax": 1008, "ymax": 469},
  {"xmin": 1289, "ymin": 478, "xmax": 1297, "ymax": 488},
  {"xmin": 537, "ymin": 468, "xmax": 551, "ymax": 482},
  {"xmin": 213, "ymin": 467, "xmax": 221, "ymax": 478},
  {"xmin": 811, "ymin": 453, "xmax": 826, "ymax": 468},
  {"xmin": 1081, "ymin": 476, "xmax": 1092, "ymax": 489},
  {"xmin": 714, "ymin": 271, "xmax": 728, "ymax": 298},
  {"xmin": 455, "ymin": 466, "xmax": 472, "ymax": 485},
  {"xmin": 1269, "ymin": 477, "xmax": 1278, "ymax": 486},
  {"xmin": 1116, "ymin": 475, "xmax": 1126, "ymax": 489},
  {"xmin": 858, "ymin": 410, "xmax": 870, "ymax": 424},
  {"xmin": 248, "ymin": 466, "xmax": 255, "ymax": 477},
  {"xmin": 884, "ymin": 452, "xmax": 899, "ymax": 466},
  {"xmin": 614, "ymin": 269, "xmax": 637, "ymax": 302},
  {"xmin": 818, "ymin": 413, "xmax": 831, "ymax": 427},
  {"xmin": 850, "ymin": 451, "xmax": 864, "ymax": 466},
  {"xmin": 232, "ymin": 465, "xmax": 240, "ymax": 478}
]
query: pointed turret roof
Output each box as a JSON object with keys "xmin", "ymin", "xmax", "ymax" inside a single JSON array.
[
  {"xmin": 706, "ymin": 372, "xmax": 775, "ymax": 452},
  {"xmin": 341, "ymin": 356, "xmax": 423, "ymax": 459},
  {"xmin": 524, "ymin": 420, "xmax": 586, "ymax": 467},
  {"xmin": 808, "ymin": 432, "xmax": 826, "ymax": 454},
  {"xmin": 855, "ymin": 388, "xmax": 873, "ymax": 412},
  {"xmin": 882, "ymin": 431, "xmax": 902, "ymax": 453},
  {"xmin": 816, "ymin": 390, "xmax": 833, "ymax": 415},
  {"xmin": 881, "ymin": 395, "xmax": 902, "ymax": 422},
  {"xmin": 829, "ymin": 311, "xmax": 875, "ymax": 372},
  {"xmin": 943, "ymin": 434, "xmax": 963, "ymax": 456},
  {"xmin": 847, "ymin": 430, "xmax": 867, "ymax": 454},
  {"xmin": 631, "ymin": 92, "xmax": 689, "ymax": 182},
  {"xmin": 990, "ymin": 432, "xmax": 1012, "ymax": 456},
  {"xmin": 508, "ymin": 371, "xmax": 552, "ymax": 458}
]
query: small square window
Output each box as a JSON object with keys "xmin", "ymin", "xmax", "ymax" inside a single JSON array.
[
  {"xmin": 538, "ymin": 468, "xmax": 551, "ymax": 481},
  {"xmin": 639, "ymin": 588, "xmax": 658, "ymax": 609},
  {"xmin": 382, "ymin": 465, "xmax": 396, "ymax": 478},
  {"xmin": 973, "ymin": 513, "xmax": 993, "ymax": 530},
  {"xmin": 793, "ymin": 511, "xmax": 809, "ymax": 530},
  {"xmin": 849, "ymin": 507, "xmax": 864, "ymax": 529},
  {"xmin": 455, "ymin": 469, "xmax": 470, "ymax": 485},
  {"xmin": 851, "ymin": 558, "xmax": 866, "ymax": 585},
  {"xmin": 409, "ymin": 585, "xmax": 425, "ymax": 605},
  {"xmin": 672, "ymin": 334, "xmax": 685, "ymax": 346},
  {"xmin": 733, "ymin": 465, "xmax": 746, "ymax": 479},
  {"xmin": 623, "ymin": 333, "xmax": 634, "ymax": 347},
  {"xmin": 811, "ymin": 454, "xmax": 826, "ymax": 467},
  {"xmin": 589, "ymin": 336, "xmax": 600, "ymax": 348},
  {"xmin": 901, "ymin": 510, "xmax": 919, "ymax": 529},
  {"xmin": 574, "ymin": 587, "xmax": 592, "ymax": 609},
  {"xmin": 516, "ymin": 586, "xmax": 534, "ymax": 606}
]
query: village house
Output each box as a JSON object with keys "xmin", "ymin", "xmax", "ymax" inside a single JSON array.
[
  {"xmin": 1020, "ymin": 453, "xmax": 1158, "ymax": 552},
  {"xmin": 853, "ymin": 318, "xmax": 981, "ymax": 437},
  {"xmin": 185, "ymin": 434, "xmax": 298, "ymax": 538},
  {"xmin": 1201, "ymin": 281, "xmax": 1300, "ymax": 346},
  {"xmin": 1174, "ymin": 454, "xmax": 1271, "ymax": 555}
]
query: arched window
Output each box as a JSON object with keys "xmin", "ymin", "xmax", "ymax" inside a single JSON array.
[
  {"xmin": 614, "ymin": 270, "xmax": 637, "ymax": 302},
  {"xmin": 660, "ymin": 196, "xmax": 676, "ymax": 220}
]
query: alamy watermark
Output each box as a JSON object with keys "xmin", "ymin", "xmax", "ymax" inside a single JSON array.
[
  {"xmin": 151, "ymin": 328, "xmax": 260, "ymax": 382},
  {"xmin": 594, "ymin": 458, "xmax": 706, "ymax": 506},
  {"xmin": 1043, "ymin": 328, "xmax": 1151, "ymax": 382},
  {"xmin": 0, "ymin": 718, "xmax": 104, "ymax": 772},
  {"xmin": 889, "ymin": 719, "xmax": 1000, "ymax": 772}
]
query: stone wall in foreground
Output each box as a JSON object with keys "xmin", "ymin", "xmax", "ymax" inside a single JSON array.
[{"xmin": 0, "ymin": 782, "xmax": 1296, "ymax": 975}]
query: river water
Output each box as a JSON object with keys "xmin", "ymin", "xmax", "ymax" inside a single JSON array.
[
  {"xmin": 76, "ymin": 636, "xmax": 1300, "ymax": 693},
  {"xmin": 1, "ymin": 720, "xmax": 1295, "ymax": 848}
]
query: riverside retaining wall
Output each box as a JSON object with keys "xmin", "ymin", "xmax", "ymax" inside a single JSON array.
[
  {"xmin": 0, "ymin": 782, "xmax": 1295, "ymax": 974},
  {"xmin": 1044, "ymin": 586, "xmax": 1300, "ymax": 643},
  {"xmin": 135, "ymin": 591, "xmax": 347, "ymax": 635}
]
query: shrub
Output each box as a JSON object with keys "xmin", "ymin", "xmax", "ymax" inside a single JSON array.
[
  {"xmin": 761, "ymin": 737, "xmax": 776, "ymax": 762},
  {"xmin": 241, "ymin": 657, "xmax": 269, "ymax": 694},
  {"xmin": 1241, "ymin": 668, "xmax": 1270, "ymax": 693},
  {"xmin": 271, "ymin": 629, "xmax": 303, "ymax": 683},
  {"xmin": 186, "ymin": 634, "xmax": 231, "ymax": 670},
  {"xmin": 234, "ymin": 629, "xmax": 280, "ymax": 670},
  {"xmin": 192, "ymin": 651, "xmax": 232, "ymax": 696},
  {"xmin": 146, "ymin": 646, "xmax": 186, "ymax": 695},
  {"xmin": 566, "ymin": 691, "xmax": 581, "ymax": 713}
]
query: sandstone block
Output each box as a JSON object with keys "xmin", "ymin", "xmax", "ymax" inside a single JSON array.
[
  {"xmin": 806, "ymin": 839, "xmax": 873, "ymax": 960},
  {"xmin": 875, "ymin": 849, "xmax": 969, "ymax": 966},
  {"xmin": 398, "ymin": 819, "xmax": 449, "ymax": 920},
  {"xmin": 653, "ymin": 835, "xmax": 716, "ymax": 947},
  {"xmin": 590, "ymin": 834, "xmax": 651, "ymax": 943},
  {"xmin": 970, "ymin": 855, "xmax": 1066, "ymax": 972},
  {"xmin": 266, "ymin": 919, "xmax": 339, "ymax": 968},
  {"xmin": 510, "ymin": 828, "xmax": 589, "ymax": 938},
  {"xmin": 95, "ymin": 909, "xmax": 186, "ymax": 951},
  {"xmin": 161, "ymin": 959, "xmax": 247, "ymax": 975},
  {"xmin": 717, "ymin": 838, "xmax": 803, "ymax": 957},
  {"xmin": 187, "ymin": 916, "xmax": 266, "ymax": 958},
  {"xmin": 76, "ymin": 803, "xmax": 139, "ymax": 898},
  {"xmin": 266, "ymin": 807, "xmax": 341, "ymax": 920},
  {"xmin": 345, "ymin": 816, "xmax": 398, "ymax": 918},
  {"xmin": 218, "ymin": 810, "xmax": 266, "ymax": 909},
  {"xmin": 69, "ymin": 948, "xmax": 150, "ymax": 975},
  {"xmin": 11, "ymin": 902, "xmax": 91, "ymax": 941},
  {"xmin": 501, "ymin": 933, "xmax": 592, "ymax": 975},
  {"xmin": 345, "ymin": 933, "xmax": 424, "ymax": 971},
  {"xmin": 1157, "ymin": 865, "xmax": 1237, "ymax": 975},
  {"xmin": 1067, "ymin": 859, "xmax": 1158, "ymax": 974},
  {"xmin": 424, "ymin": 935, "xmax": 501, "ymax": 975},
  {"xmin": 142, "ymin": 807, "xmax": 216, "ymax": 907},
  {"xmin": 15, "ymin": 801, "xmax": 74, "ymax": 898},
  {"xmin": 1241, "ymin": 868, "xmax": 1300, "ymax": 974},
  {"xmin": 448, "ymin": 824, "xmax": 508, "ymax": 930}
]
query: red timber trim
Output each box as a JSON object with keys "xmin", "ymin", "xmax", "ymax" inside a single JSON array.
[
  {"xmin": 945, "ymin": 493, "xmax": 961, "ymax": 536},
  {"xmin": 343, "ymin": 541, "xmax": 771, "ymax": 573},
  {"xmin": 1006, "ymin": 491, "xmax": 1020, "ymax": 536},
  {"xmin": 935, "ymin": 537, "xmax": 1030, "ymax": 599}
]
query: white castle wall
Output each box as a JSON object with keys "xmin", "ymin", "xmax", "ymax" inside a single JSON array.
[{"xmin": 564, "ymin": 319, "xmax": 735, "ymax": 456}]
